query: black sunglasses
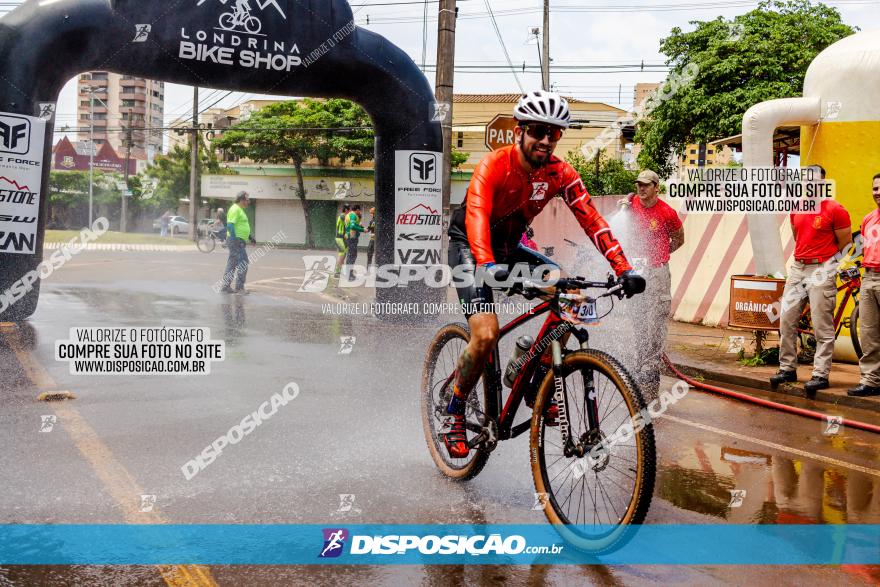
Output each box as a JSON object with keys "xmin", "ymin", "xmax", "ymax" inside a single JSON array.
[{"xmin": 522, "ymin": 124, "xmax": 564, "ymax": 142}]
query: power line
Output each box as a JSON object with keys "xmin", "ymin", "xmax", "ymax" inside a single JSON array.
[{"xmin": 483, "ymin": 0, "xmax": 523, "ymax": 93}]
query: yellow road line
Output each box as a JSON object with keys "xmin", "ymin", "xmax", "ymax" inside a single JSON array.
[
  {"xmin": 665, "ymin": 414, "xmax": 880, "ymax": 477},
  {"xmin": 3, "ymin": 326, "xmax": 219, "ymax": 587}
]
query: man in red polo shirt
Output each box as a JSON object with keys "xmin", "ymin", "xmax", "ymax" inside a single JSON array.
[
  {"xmin": 624, "ymin": 169, "xmax": 685, "ymax": 400},
  {"xmin": 771, "ymin": 166, "xmax": 852, "ymax": 397},
  {"xmin": 849, "ymin": 172, "xmax": 880, "ymax": 397}
]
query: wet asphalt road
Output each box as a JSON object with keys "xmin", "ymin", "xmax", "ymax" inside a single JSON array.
[{"xmin": 1, "ymin": 248, "xmax": 879, "ymax": 586}]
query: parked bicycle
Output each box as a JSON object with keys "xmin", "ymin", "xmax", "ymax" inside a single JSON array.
[
  {"xmin": 422, "ymin": 274, "xmax": 655, "ymax": 553},
  {"xmin": 797, "ymin": 261, "xmax": 862, "ymax": 362}
]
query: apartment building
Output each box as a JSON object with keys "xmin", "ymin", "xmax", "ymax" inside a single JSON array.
[{"xmin": 77, "ymin": 72, "xmax": 165, "ymax": 161}]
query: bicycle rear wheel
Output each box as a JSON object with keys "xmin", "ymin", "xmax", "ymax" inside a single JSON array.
[
  {"xmin": 421, "ymin": 323, "xmax": 491, "ymax": 480},
  {"xmin": 197, "ymin": 235, "xmax": 216, "ymax": 253},
  {"xmin": 530, "ymin": 349, "xmax": 655, "ymax": 553}
]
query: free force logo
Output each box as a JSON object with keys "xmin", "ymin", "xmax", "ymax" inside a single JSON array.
[
  {"xmin": 319, "ymin": 528, "xmax": 349, "ymax": 558},
  {"xmin": 410, "ymin": 153, "xmax": 437, "ymax": 184},
  {"xmin": 0, "ymin": 115, "xmax": 30, "ymax": 154}
]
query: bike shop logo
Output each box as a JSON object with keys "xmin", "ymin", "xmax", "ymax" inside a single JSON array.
[
  {"xmin": 410, "ymin": 153, "xmax": 437, "ymax": 184},
  {"xmin": 181, "ymin": 0, "xmax": 301, "ymax": 73},
  {"xmin": 318, "ymin": 528, "xmax": 349, "ymax": 558},
  {"xmin": 396, "ymin": 203, "xmax": 440, "ymax": 226},
  {"xmin": 198, "ymin": 0, "xmax": 285, "ymax": 34},
  {"xmin": 0, "ymin": 115, "xmax": 30, "ymax": 154}
]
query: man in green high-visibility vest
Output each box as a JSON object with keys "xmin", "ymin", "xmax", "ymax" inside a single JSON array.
[
  {"xmin": 220, "ymin": 191, "xmax": 255, "ymax": 294},
  {"xmin": 334, "ymin": 204, "xmax": 350, "ymax": 278}
]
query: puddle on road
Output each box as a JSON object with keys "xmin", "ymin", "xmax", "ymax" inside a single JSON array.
[{"xmin": 658, "ymin": 440, "xmax": 880, "ymax": 524}]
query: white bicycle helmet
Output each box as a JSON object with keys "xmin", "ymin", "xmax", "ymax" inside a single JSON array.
[{"xmin": 513, "ymin": 91, "xmax": 571, "ymax": 128}]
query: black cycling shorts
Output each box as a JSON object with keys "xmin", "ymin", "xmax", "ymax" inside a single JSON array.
[{"xmin": 448, "ymin": 237, "xmax": 558, "ymax": 318}]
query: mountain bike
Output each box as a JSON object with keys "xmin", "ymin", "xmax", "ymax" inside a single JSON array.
[
  {"xmin": 422, "ymin": 275, "xmax": 655, "ymax": 553},
  {"xmin": 797, "ymin": 261, "xmax": 862, "ymax": 362}
]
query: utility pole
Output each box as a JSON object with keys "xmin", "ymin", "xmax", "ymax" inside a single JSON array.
[
  {"xmin": 88, "ymin": 95, "xmax": 95, "ymax": 227},
  {"xmin": 189, "ymin": 86, "xmax": 199, "ymax": 241},
  {"xmin": 122, "ymin": 109, "xmax": 132, "ymax": 233},
  {"xmin": 435, "ymin": 0, "xmax": 456, "ymax": 238},
  {"xmin": 542, "ymin": 0, "xmax": 550, "ymax": 91}
]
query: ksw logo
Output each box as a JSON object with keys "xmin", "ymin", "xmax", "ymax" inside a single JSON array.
[
  {"xmin": 0, "ymin": 216, "xmax": 36, "ymax": 224},
  {"xmin": 410, "ymin": 153, "xmax": 437, "ymax": 184},
  {"xmin": 396, "ymin": 203, "xmax": 440, "ymax": 226},
  {"xmin": 0, "ymin": 116, "xmax": 30, "ymax": 154},
  {"xmin": 398, "ymin": 233, "xmax": 440, "ymax": 241}
]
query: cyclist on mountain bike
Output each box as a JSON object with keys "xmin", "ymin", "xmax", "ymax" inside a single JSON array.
[{"xmin": 443, "ymin": 90, "xmax": 646, "ymax": 459}]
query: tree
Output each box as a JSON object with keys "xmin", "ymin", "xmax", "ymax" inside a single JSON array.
[
  {"xmin": 213, "ymin": 99, "xmax": 374, "ymax": 247},
  {"xmin": 635, "ymin": 0, "xmax": 855, "ymax": 177},
  {"xmin": 567, "ymin": 151, "xmax": 638, "ymax": 196},
  {"xmin": 47, "ymin": 170, "xmax": 118, "ymax": 228},
  {"xmin": 451, "ymin": 146, "xmax": 469, "ymax": 170},
  {"xmin": 144, "ymin": 133, "xmax": 228, "ymax": 215}
]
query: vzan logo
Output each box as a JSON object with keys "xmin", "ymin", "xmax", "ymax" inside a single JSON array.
[
  {"xmin": 410, "ymin": 153, "xmax": 437, "ymax": 184},
  {"xmin": 0, "ymin": 116, "xmax": 30, "ymax": 154}
]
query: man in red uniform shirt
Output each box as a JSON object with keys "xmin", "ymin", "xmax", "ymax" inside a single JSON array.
[
  {"xmin": 624, "ymin": 169, "xmax": 685, "ymax": 400},
  {"xmin": 442, "ymin": 91, "xmax": 645, "ymax": 459},
  {"xmin": 849, "ymin": 173, "xmax": 880, "ymax": 397},
  {"xmin": 771, "ymin": 166, "xmax": 852, "ymax": 397}
]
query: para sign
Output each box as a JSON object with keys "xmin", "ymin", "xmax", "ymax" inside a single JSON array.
[{"xmin": 485, "ymin": 114, "xmax": 518, "ymax": 151}]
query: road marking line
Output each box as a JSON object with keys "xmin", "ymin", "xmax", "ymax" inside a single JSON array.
[
  {"xmin": 664, "ymin": 414, "xmax": 880, "ymax": 477},
  {"xmin": 3, "ymin": 326, "xmax": 218, "ymax": 587}
]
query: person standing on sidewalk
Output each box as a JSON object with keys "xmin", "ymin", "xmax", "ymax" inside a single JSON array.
[
  {"xmin": 771, "ymin": 166, "xmax": 852, "ymax": 397},
  {"xmin": 334, "ymin": 204, "xmax": 350, "ymax": 278},
  {"xmin": 366, "ymin": 206, "xmax": 376, "ymax": 267},
  {"xmin": 625, "ymin": 169, "xmax": 685, "ymax": 401},
  {"xmin": 220, "ymin": 191, "xmax": 254, "ymax": 295},
  {"xmin": 849, "ymin": 173, "xmax": 880, "ymax": 397}
]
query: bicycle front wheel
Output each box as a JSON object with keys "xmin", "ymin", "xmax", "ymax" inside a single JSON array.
[
  {"xmin": 850, "ymin": 304, "xmax": 862, "ymax": 359},
  {"xmin": 197, "ymin": 235, "xmax": 216, "ymax": 253},
  {"xmin": 530, "ymin": 349, "xmax": 655, "ymax": 553}
]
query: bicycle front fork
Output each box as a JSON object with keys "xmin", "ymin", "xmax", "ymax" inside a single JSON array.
[{"xmin": 550, "ymin": 333, "xmax": 600, "ymax": 458}]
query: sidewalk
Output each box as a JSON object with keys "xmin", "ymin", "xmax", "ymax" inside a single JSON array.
[{"xmin": 665, "ymin": 321, "xmax": 880, "ymax": 413}]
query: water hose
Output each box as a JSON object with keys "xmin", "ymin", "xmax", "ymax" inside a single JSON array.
[{"xmin": 662, "ymin": 354, "xmax": 880, "ymax": 435}]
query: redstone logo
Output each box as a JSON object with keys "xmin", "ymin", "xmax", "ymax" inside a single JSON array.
[{"xmin": 396, "ymin": 203, "xmax": 440, "ymax": 226}]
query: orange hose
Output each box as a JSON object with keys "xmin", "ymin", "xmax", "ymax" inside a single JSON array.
[{"xmin": 662, "ymin": 354, "xmax": 880, "ymax": 435}]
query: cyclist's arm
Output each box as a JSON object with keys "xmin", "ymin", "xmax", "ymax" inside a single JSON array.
[
  {"xmin": 464, "ymin": 158, "xmax": 497, "ymax": 265},
  {"xmin": 560, "ymin": 168, "xmax": 631, "ymax": 276}
]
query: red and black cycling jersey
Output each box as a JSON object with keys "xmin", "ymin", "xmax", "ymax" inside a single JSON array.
[{"xmin": 448, "ymin": 145, "xmax": 631, "ymax": 276}]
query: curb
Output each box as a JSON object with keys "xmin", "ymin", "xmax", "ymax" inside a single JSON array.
[
  {"xmin": 667, "ymin": 355, "xmax": 880, "ymax": 413},
  {"xmin": 44, "ymin": 243, "xmax": 197, "ymax": 252}
]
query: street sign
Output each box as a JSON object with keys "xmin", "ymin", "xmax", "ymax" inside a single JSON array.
[{"xmin": 485, "ymin": 114, "xmax": 518, "ymax": 151}]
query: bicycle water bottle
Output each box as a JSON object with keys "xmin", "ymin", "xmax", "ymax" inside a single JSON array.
[{"xmin": 504, "ymin": 335, "xmax": 535, "ymax": 388}]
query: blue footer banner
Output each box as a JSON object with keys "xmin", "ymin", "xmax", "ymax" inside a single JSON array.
[{"xmin": 0, "ymin": 525, "xmax": 878, "ymax": 565}]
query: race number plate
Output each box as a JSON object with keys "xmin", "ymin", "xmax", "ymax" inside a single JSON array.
[{"xmin": 559, "ymin": 294, "xmax": 599, "ymax": 325}]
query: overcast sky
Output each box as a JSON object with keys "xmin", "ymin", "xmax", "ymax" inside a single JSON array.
[{"xmin": 18, "ymin": 0, "xmax": 877, "ymax": 149}]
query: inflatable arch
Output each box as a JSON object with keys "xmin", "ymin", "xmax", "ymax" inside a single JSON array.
[{"xmin": 0, "ymin": 0, "xmax": 443, "ymax": 320}]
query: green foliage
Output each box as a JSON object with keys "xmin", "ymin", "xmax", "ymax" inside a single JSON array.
[
  {"xmin": 737, "ymin": 346, "xmax": 780, "ymax": 367},
  {"xmin": 635, "ymin": 0, "xmax": 855, "ymax": 177},
  {"xmin": 566, "ymin": 150, "xmax": 639, "ymax": 196},
  {"xmin": 451, "ymin": 147, "xmax": 469, "ymax": 170},
  {"xmin": 213, "ymin": 99, "xmax": 374, "ymax": 169},
  {"xmin": 212, "ymin": 99, "xmax": 374, "ymax": 246},
  {"xmin": 144, "ymin": 134, "xmax": 228, "ymax": 212}
]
